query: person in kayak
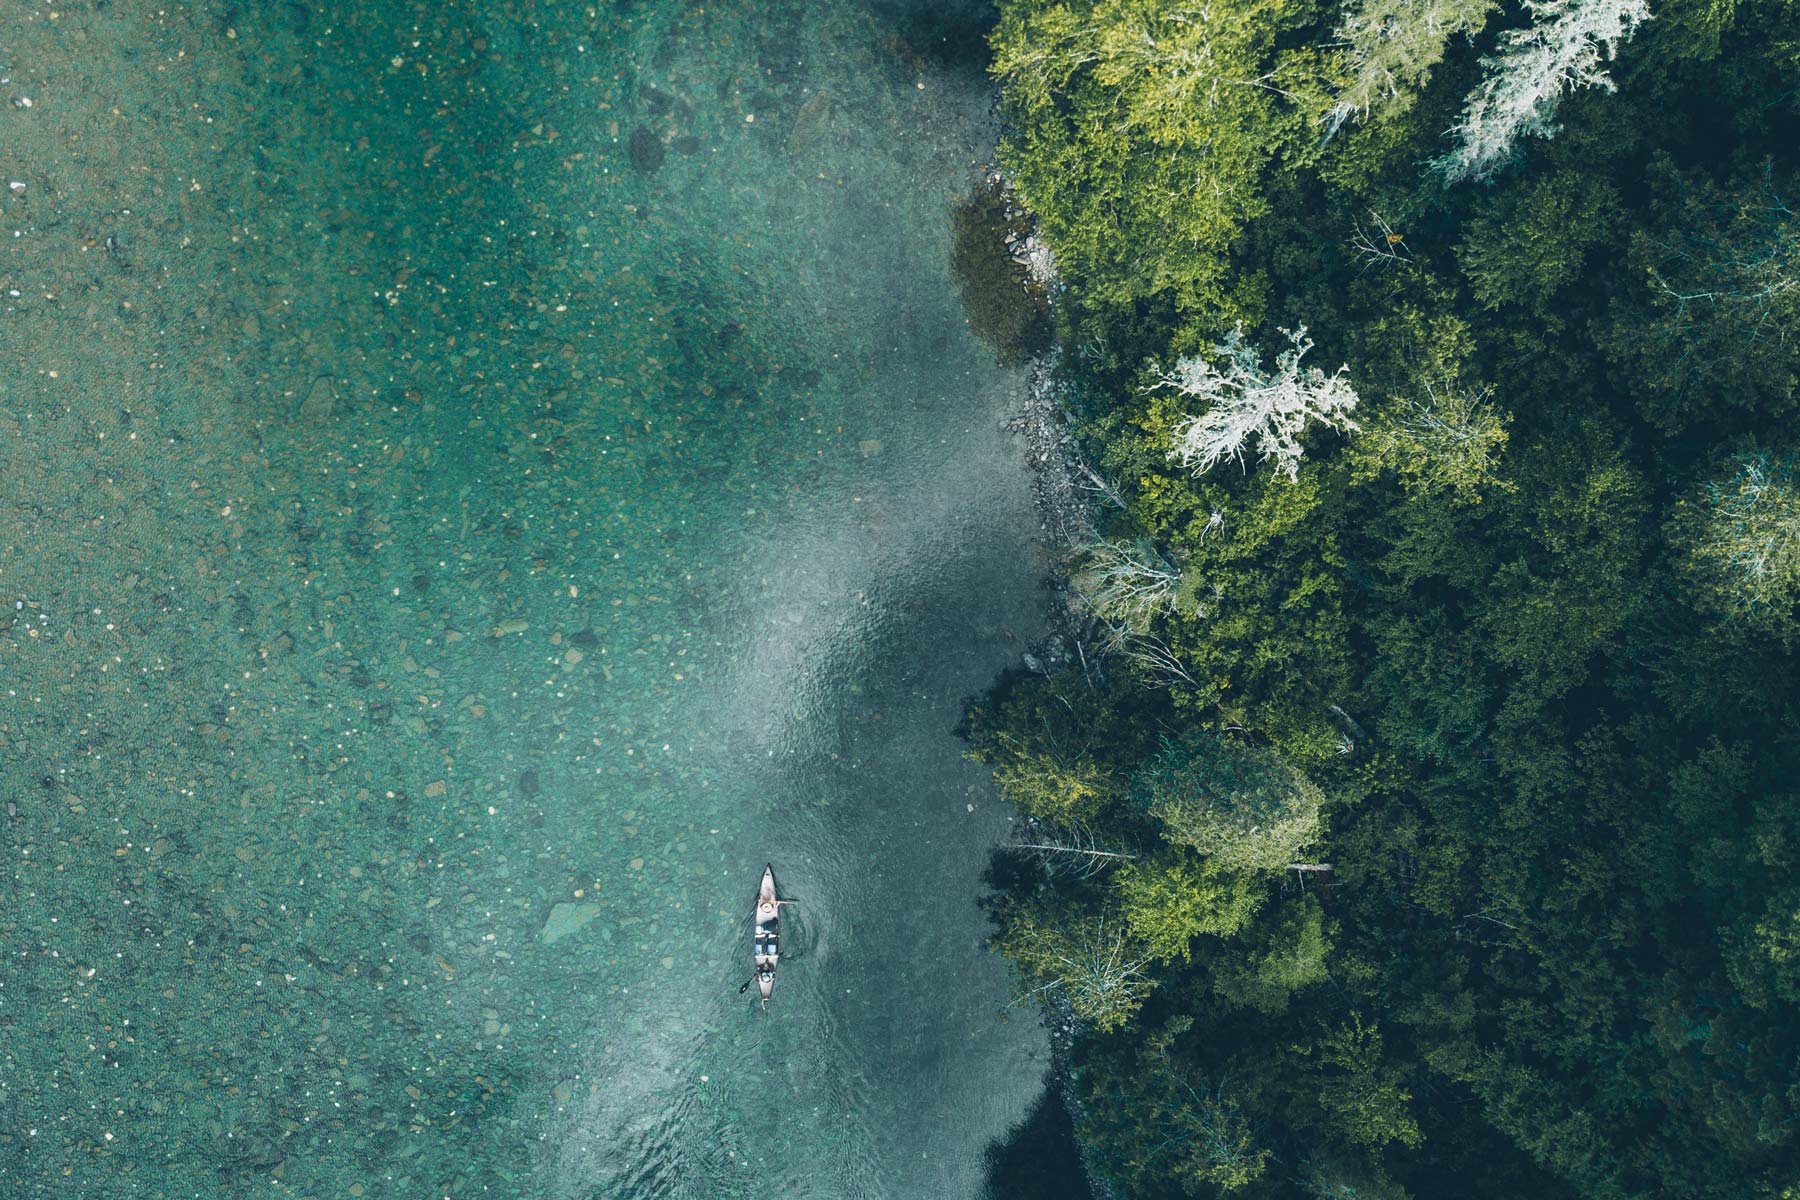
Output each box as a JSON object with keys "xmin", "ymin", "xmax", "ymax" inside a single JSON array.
[
  {"xmin": 740, "ymin": 867, "xmax": 796, "ymax": 1003},
  {"xmin": 754, "ymin": 922, "xmax": 778, "ymax": 961}
]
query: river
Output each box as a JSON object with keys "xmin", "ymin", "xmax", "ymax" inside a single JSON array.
[{"xmin": 0, "ymin": 1, "xmax": 1053, "ymax": 1195}]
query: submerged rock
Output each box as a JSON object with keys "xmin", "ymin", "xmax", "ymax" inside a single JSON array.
[
  {"xmin": 628, "ymin": 126, "xmax": 665, "ymax": 174},
  {"xmin": 787, "ymin": 91, "xmax": 833, "ymax": 157},
  {"xmin": 949, "ymin": 178, "xmax": 1051, "ymax": 367},
  {"xmin": 541, "ymin": 902, "xmax": 602, "ymax": 945},
  {"xmin": 298, "ymin": 375, "xmax": 336, "ymax": 422}
]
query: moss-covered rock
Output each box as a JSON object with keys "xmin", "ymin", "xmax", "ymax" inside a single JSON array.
[{"xmin": 949, "ymin": 178, "xmax": 1052, "ymax": 366}]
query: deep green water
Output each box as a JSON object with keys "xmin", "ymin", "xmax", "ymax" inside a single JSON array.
[{"xmin": 0, "ymin": 2, "xmax": 1053, "ymax": 1195}]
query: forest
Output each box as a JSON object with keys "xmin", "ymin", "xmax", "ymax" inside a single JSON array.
[{"xmin": 961, "ymin": 0, "xmax": 1800, "ymax": 1196}]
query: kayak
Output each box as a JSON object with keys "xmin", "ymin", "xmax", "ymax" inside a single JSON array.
[{"xmin": 752, "ymin": 864, "xmax": 782, "ymax": 1008}]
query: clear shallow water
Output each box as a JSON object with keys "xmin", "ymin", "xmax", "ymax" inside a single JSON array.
[{"xmin": 0, "ymin": 2, "xmax": 1049, "ymax": 1195}]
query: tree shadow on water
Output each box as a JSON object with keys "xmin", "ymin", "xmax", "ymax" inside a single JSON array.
[
  {"xmin": 978, "ymin": 843, "xmax": 1042, "ymax": 929},
  {"xmin": 857, "ymin": 0, "xmax": 1000, "ymax": 71},
  {"xmin": 980, "ymin": 1082, "xmax": 1095, "ymax": 1200}
]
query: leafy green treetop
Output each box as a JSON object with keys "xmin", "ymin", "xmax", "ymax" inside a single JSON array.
[
  {"xmin": 1355, "ymin": 377, "xmax": 1510, "ymax": 503},
  {"xmin": 1211, "ymin": 894, "xmax": 1334, "ymax": 1012},
  {"xmin": 1309, "ymin": 1015, "xmax": 1424, "ymax": 1151},
  {"xmin": 1117, "ymin": 851, "xmax": 1265, "ymax": 962},
  {"xmin": 1670, "ymin": 447, "xmax": 1800, "ymax": 630},
  {"xmin": 999, "ymin": 902, "xmax": 1155, "ymax": 1031},
  {"xmin": 990, "ymin": 0, "xmax": 1325, "ymax": 316},
  {"xmin": 1601, "ymin": 167, "xmax": 1800, "ymax": 431},
  {"xmin": 1140, "ymin": 734, "xmax": 1327, "ymax": 871},
  {"xmin": 1298, "ymin": 1154, "xmax": 1411, "ymax": 1200},
  {"xmin": 990, "ymin": 737, "xmax": 1122, "ymax": 825}
]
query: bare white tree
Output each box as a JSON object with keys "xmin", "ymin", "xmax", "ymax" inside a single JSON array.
[
  {"xmin": 1157, "ymin": 325, "xmax": 1360, "ymax": 482},
  {"xmin": 1121, "ymin": 630, "xmax": 1200, "ymax": 689},
  {"xmin": 1432, "ymin": 0, "xmax": 1651, "ymax": 184},
  {"xmin": 1071, "ymin": 539, "xmax": 1213, "ymax": 690},
  {"xmin": 1074, "ymin": 461, "xmax": 1131, "ymax": 511},
  {"xmin": 1348, "ymin": 209, "xmax": 1417, "ymax": 273},
  {"xmin": 1394, "ymin": 380, "xmax": 1501, "ymax": 448},
  {"xmin": 1328, "ymin": 0, "xmax": 1497, "ymax": 131},
  {"xmin": 1073, "ymin": 539, "xmax": 1181, "ymax": 634}
]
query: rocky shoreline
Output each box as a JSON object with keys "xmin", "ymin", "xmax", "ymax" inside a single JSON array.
[
  {"xmin": 1013, "ymin": 372, "xmax": 1124, "ymax": 1199},
  {"xmin": 981, "ymin": 171, "xmax": 1100, "ymax": 671},
  {"xmin": 984, "ymin": 171, "xmax": 1122, "ymax": 1200}
]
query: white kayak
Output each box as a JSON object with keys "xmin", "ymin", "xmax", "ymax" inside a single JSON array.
[{"xmin": 751, "ymin": 864, "xmax": 786, "ymax": 1009}]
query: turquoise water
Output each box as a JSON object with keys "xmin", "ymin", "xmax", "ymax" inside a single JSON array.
[{"xmin": 0, "ymin": 2, "xmax": 1051, "ymax": 1195}]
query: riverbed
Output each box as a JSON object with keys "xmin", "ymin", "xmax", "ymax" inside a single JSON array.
[{"xmin": 0, "ymin": 1, "xmax": 1051, "ymax": 1195}]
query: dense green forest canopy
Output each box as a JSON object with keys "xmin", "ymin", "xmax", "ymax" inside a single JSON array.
[{"xmin": 964, "ymin": 0, "xmax": 1800, "ymax": 1196}]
